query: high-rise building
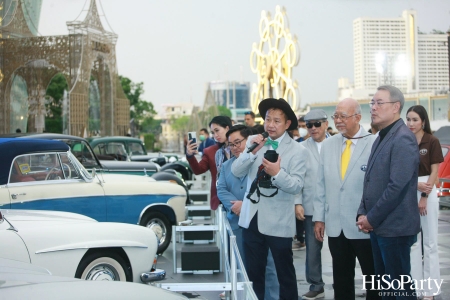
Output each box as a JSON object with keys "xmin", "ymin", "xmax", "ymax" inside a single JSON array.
[
  {"xmin": 353, "ymin": 10, "xmax": 449, "ymax": 94},
  {"xmin": 208, "ymin": 80, "xmax": 251, "ymax": 122}
]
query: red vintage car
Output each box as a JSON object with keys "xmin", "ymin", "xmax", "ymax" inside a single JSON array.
[{"xmin": 435, "ymin": 126, "xmax": 450, "ymax": 207}]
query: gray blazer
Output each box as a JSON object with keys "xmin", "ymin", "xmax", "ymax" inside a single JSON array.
[
  {"xmin": 299, "ymin": 137, "xmax": 321, "ymax": 216},
  {"xmin": 357, "ymin": 120, "xmax": 420, "ymax": 237},
  {"xmin": 313, "ymin": 127, "xmax": 376, "ymax": 239},
  {"xmin": 232, "ymin": 133, "xmax": 309, "ymax": 238}
]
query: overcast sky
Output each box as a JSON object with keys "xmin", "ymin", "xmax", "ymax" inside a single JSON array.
[{"xmin": 38, "ymin": 0, "xmax": 450, "ymax": 115}]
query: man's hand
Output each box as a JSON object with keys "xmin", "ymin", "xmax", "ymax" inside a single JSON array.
[
  {"xmin": 418, "ymin": 197, "xmax": 427, "ymax": 216},
  {"xmin": 249, "ymin": 134, "xmax": 268, "ymax": 155},
  {"xmin": 356, "ymin": 215, "xmax": 373, "ymax": 233},
  {"xmin": 262, "ymin": 156, "xmax": 281, "ymax": 177},
  {"xmin": 314, "ymin": 221, "xmax": 325, "ymax": 242},
  {"xmin": 230, "ymin": 200, "xmax": 242, "ymax": 216},
  {"xmin": 186, "ymin": 140, "xmax": 198, "ymax": 156},
  {"xmin": 295, "ymin": 204, "xmax": 305, "ymax": 221}
]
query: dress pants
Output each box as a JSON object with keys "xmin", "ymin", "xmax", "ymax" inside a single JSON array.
[
  {"xmin": 243, "ymin": 213, "xmax": 298, "ymax": 300},
  {"xmin": 303, "ymin": 216, "xmax": 324, "ymax": 291},
  {"xmin": 233, "ymin": 227, "xmax": 279, "ymax": 300},
  {"xmin": 410, "ymin": 177, "xmax": 440, "ymax": 297},
  {"xmin": 370, "ymin": 232, "xmax": 417, "ymax": 300},
  {"xmin": 328, "ymin": 231, "xmax": 380, "ymax": 300}
]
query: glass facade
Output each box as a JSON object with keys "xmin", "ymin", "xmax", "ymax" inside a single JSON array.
[{"xmin": 210, "ymin": 81, "xmax": 250, "ymax": 110}]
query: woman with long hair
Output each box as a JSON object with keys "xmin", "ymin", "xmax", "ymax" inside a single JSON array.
[
  {"xmin": 186, "ymin": 116, "xmax": 232, "ymax": 210},
  {"xmin": 407, "ymin": 105, "xmax": 444, "ymax": 299}
]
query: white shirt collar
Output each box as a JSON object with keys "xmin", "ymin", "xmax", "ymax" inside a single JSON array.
[
  {"xmin": 270, "ymin": 132, "xmax": 286, "ymax": 143},
  {"xmin": 343, "ymin": 125, "xmax": 362, "ymax": 145}
]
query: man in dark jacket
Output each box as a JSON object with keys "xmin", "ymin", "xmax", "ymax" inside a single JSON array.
[{"xmin": 357, "ymin": 85, "xmax": 420, "ymax": 299}]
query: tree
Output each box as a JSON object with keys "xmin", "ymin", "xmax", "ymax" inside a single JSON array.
[
  {"xmin": 120, "ymin": 75, "xmax": 157, "ymax": 135},
  {"xmin": 45, "ymin": 73, "xmax": 68, "ymax": 133},
  {"xmin": 431, "ymin": 29, "xmax": 445, "ymax": 34},
  {"xmin": 171, "ymin": 116, "xmax": 190, "ymax": 132},
  {"xmin": 217, "ymin": 105, "xmax": 232, "ymax": 118}
]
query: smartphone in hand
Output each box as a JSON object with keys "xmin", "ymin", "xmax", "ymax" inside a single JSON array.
[{"xmin": 188, "ymin": 132, "xmax": 197, "ymax": 150}]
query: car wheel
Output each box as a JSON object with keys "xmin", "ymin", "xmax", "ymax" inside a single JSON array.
[
  {"xmin": 140, "ymin": 211, "xmax": 171, "ymax": 254},
  {"xmin": 75, "ymin": 252, "xmax": 131, "ymax": 282}
]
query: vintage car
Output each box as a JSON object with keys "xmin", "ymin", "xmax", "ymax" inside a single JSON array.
[
  {"xmin": 0, "ymin": 138, "xmax": 187, "ymax": 253},
  {"xmin": 435, "ymin": 126, "xmax": 450, "ymax": 207},
  {"xmin": 0, "ymin": 257, "xmax": 187, "ymax": 299},
  {"xmin": 0, "ymin": 209, "xmax": 164, "ymax": 283},
  {"xmin": 88, "ymin": 136, "xmax": 159, "ymax": 162},
  {"xmin": 88, "ymin": 136, "xmax": 194, "ymax": 181},
  {"xmin": 9, "ymin": 133, "xmax": 192, "ymax": 194}
]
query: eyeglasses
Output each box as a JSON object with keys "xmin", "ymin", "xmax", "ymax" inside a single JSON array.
[
  {"xmin": 306, "ymin": 121, "xmax": 325, "ymax": 128},
  {"xmin": 244, "ymin": 111, "xmax": 252, "ymax": 115},
  {"xmin": 369, "ymin": 101, "xmax": 397, "ymax": 108},
  {"xmin": 331, "ymin": 114, "xmax": 358, "ymax": 121},
  {"xmin": 229, "ymin": 138, "xmax": 246, "ymax": 148}
]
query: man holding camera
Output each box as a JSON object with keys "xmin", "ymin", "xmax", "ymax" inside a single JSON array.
[{"xmin": 232, "ymin": 98, "xmax": 310, "ymax": 300}]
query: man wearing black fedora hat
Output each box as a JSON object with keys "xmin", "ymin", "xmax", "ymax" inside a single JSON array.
[{"xmin": 232, "ymin": 98, "xmax": 310, "ymax": 300}]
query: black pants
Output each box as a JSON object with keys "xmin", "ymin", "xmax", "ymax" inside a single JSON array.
[
  {"xmin": 328, "ymin": 231, "xmax": 381, "ymax": 300},
  {"xmin": 243, "ymin": 213, "xmax": 298, "ymax": 300}
]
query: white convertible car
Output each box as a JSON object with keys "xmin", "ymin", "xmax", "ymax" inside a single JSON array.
[
  {"xmin": 0, "ymin": 138, "xmax": 187, "ymax": 253},
  {"xmin": 0, "ymin": 209, "xmax": 165, "ymax": 283},
  {"xmin": 0, "ymin": 258, "xmax": 187, "ymax": 299}
]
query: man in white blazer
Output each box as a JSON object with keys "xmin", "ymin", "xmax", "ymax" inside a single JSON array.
[
  {"xmin": 298, "ymin": 109, "xmax": 329, "ymax": 300},
  {"xmin": 313, "ymin": 98, "xmax": 380, "ymax": 300},
  {"xmin": 232, "ymin": 98, "xmax": 310, "ymax": 300}
]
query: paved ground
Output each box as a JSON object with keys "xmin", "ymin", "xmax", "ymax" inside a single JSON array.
[{"xmin": 156, "ymin": 209, "xmax": 450, "ymax": 299}]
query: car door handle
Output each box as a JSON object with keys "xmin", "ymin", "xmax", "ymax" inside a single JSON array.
[{"xmin": 11, "ymin": 193, "xmax": 26, "ymax": 200}]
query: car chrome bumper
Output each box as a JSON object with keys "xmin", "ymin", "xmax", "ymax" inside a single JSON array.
[
  {"xmin": 439, "ymin": 196, "xmax": 450, "ymax": 208},
  {"xmin": 140, "ymin": 268, "xmax": 166, "ymax": 283}
]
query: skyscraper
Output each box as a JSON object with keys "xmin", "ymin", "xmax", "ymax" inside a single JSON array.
[
  {"xmin": 208, "ymin": 80, "xmax": 251, "ymax": 121},
  {"xmin": 353, "ymin": 10, "xmax": 448, "ymax": 94}
]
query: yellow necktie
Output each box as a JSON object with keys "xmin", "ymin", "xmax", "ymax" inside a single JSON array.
[{"xmin": 341, "ymin": 140, "xmax": 352, "ymax": 179}]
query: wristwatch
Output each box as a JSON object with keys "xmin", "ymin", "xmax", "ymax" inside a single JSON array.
[{"xmin": 421, "ymin": 192, "xmax": 428, "ymax": 198}]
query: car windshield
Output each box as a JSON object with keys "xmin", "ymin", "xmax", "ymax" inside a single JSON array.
[
  {"xmin": 62, "ymin": 139, "xmax": 102, "ymax": 169},
  {"xmin": 8, "ymin": 151, "xmax": 91, "ymax": 183},
  {"xmin": 129, "ymin": 142, "xmax": 146, "ymax": 155},
  {"xmin": 442, "ymin": 147, "xmax": 448, "ymax": 158},
  {"xmin": 66, "ymin": 151, "xmax": 92, "ymax": 180}
]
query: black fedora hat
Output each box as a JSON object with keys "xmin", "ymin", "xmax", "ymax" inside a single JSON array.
[{"xmin": 258, "ymin": 98, "xmax": 298, "ymax": 130}]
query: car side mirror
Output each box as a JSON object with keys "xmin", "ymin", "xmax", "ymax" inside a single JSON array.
[{"xmin": 91, "ymin": 168, "xmax": 97, "ymax": 177}]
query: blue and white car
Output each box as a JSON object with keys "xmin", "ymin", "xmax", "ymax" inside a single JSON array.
[{"xmin": 0, "ymin": 138, "xmax": 187, "ymax": 253}]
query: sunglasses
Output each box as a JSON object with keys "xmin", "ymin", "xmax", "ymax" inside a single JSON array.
[{"xmin": 306, "ymin": 121, "xmax": 325, "ymax": 128}]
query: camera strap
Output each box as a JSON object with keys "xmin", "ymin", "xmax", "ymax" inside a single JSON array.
[{"xmin": 247, "ymin": 164, "xmax": 279, "ymax": 204}]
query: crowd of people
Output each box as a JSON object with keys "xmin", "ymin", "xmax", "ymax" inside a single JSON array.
[{"xmin": 185, "ymin": 84, "xmax": 443, "ymax": 300}]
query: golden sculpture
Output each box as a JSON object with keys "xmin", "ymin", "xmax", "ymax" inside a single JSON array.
[
  {"xmin": 0, "ymin": 0, "xmax": 129, "ymax": 136},
  {"xmin": 249, "ymin": 5, "xmax": 300, "ymax": 113}
]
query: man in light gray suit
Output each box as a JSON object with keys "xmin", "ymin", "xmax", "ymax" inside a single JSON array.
[
  {"xmin": 357, "ymin": 85, "xmax": 420, "ymax": 299},
  {"xmin": 298, "ymin": 109, "xmax": 328, "ymax": 300},
  {"xmin": 314, "ymin": 98, "xmax": 380, "ymax": 300},
  {"xmin": 232, "ymin": 98, "xmax": 309, "ymax": 300}
]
